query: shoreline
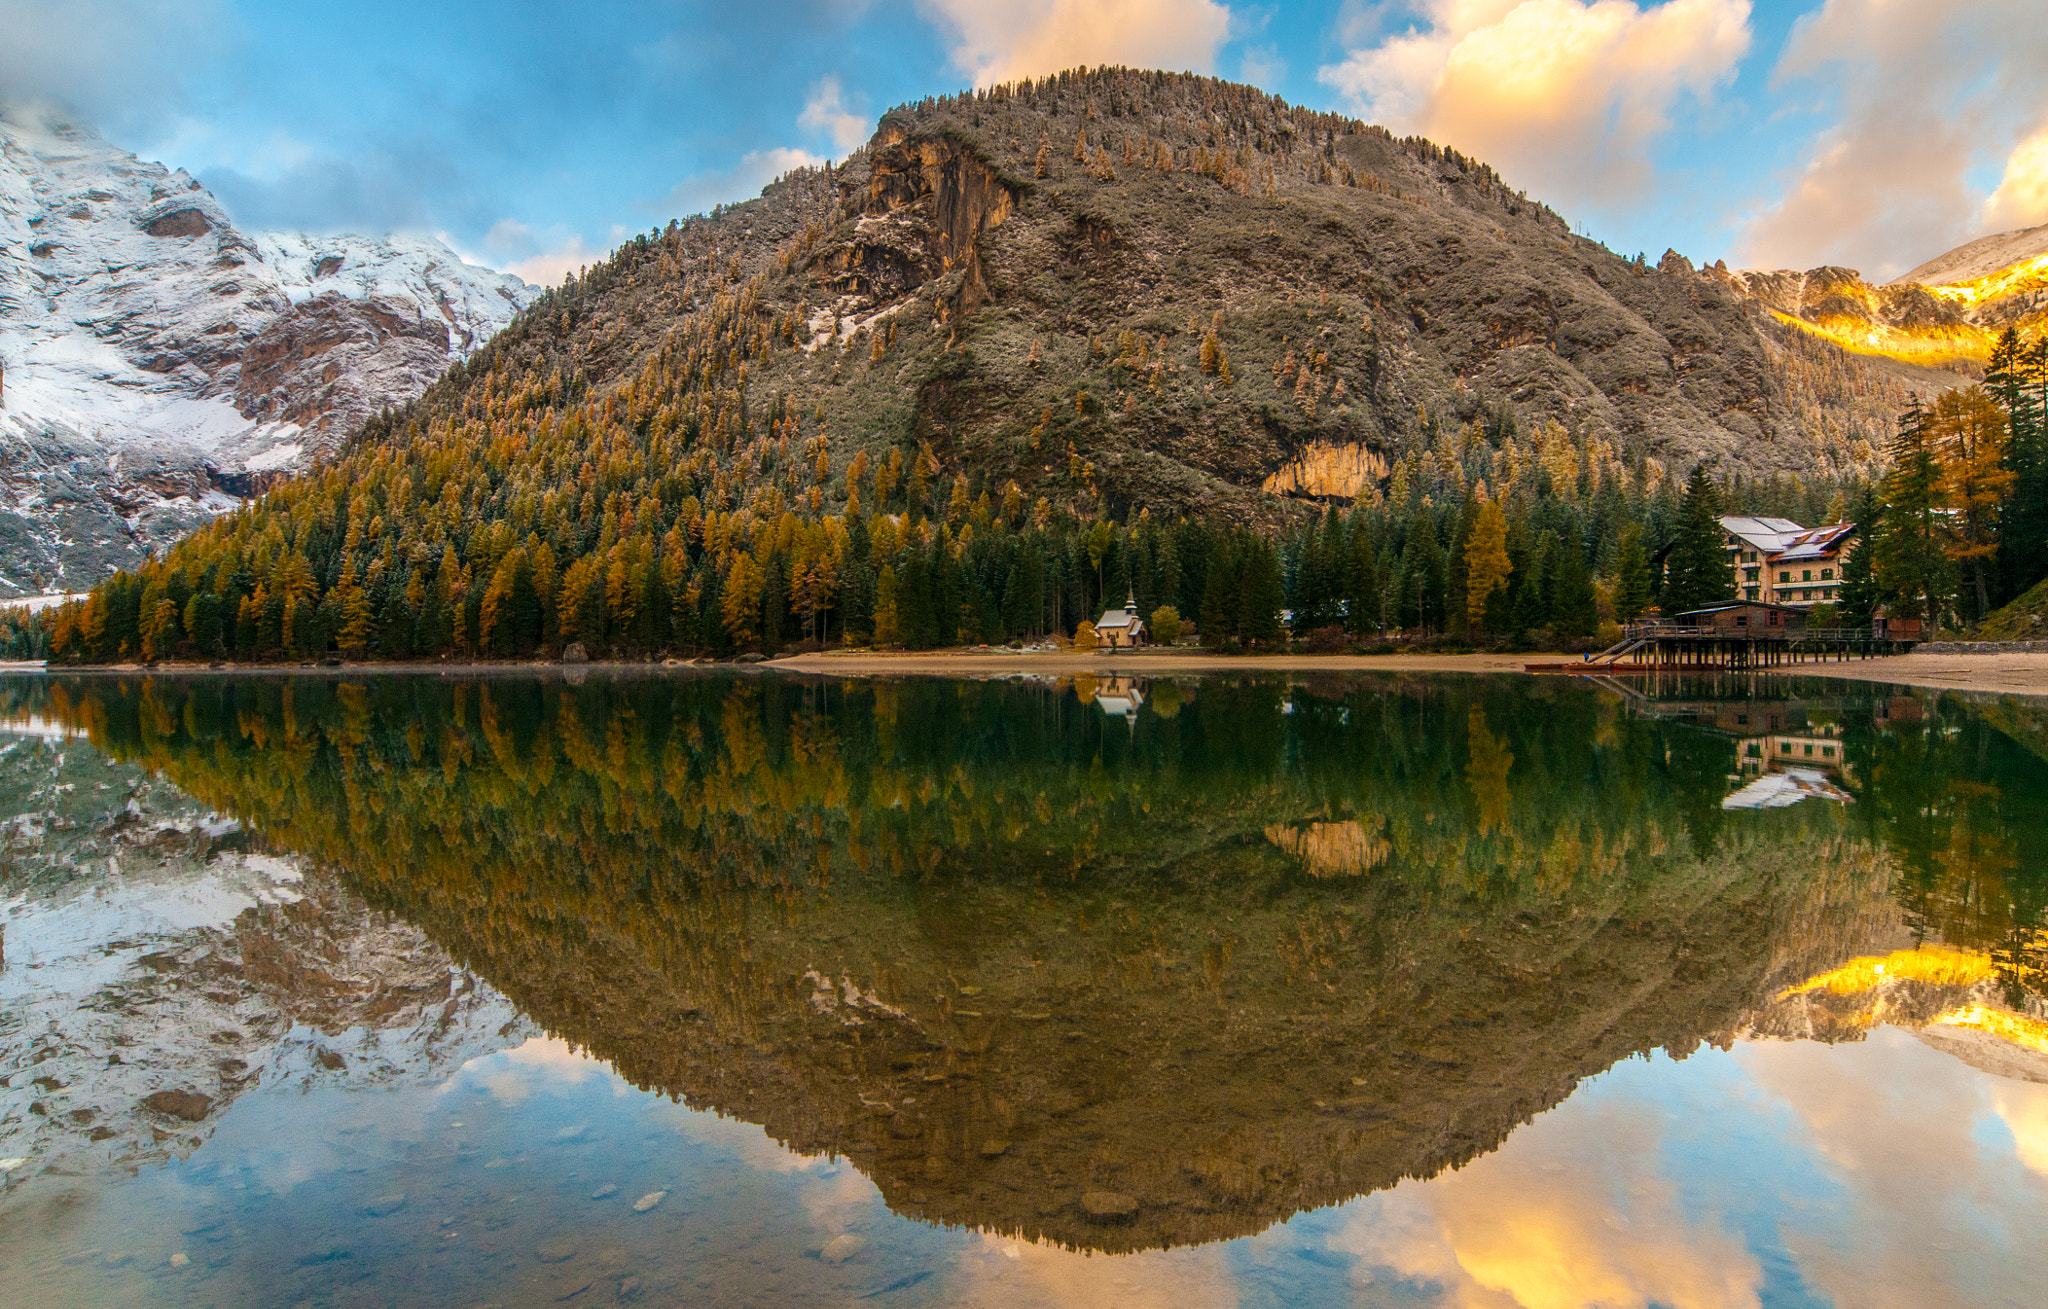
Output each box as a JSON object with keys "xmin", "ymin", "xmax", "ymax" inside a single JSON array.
[
  {"xmin": 766, "ymin": 649, "xmax": 2048, "ymax": 697},
  {"xmin": 18, "ymin": 650, "xmax": 2048, "ymax": 699}
]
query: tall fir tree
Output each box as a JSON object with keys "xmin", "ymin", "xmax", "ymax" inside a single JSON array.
[
  {"xmin": 1875, "ymin": 396, "xmax": 1953, "ymax": 626},
  {"xmin": 1610, "ymin": 523, "xmax": 1652, "ymax": 624},
  {"xmin": 1660, "ymin": 465, "xmax": 1736, "ymax": 619},
  {"xmin": 1837, "ymin": 487, "xmax": 1884, "ymax": 628}
]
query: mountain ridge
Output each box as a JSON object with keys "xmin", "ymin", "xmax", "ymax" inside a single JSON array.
[
  {"xmin": 1718, "ymin": 220, "xmax": 2048, "ymax": 372},
  {"xmin": 371, "ymin": 68, "xmax": 1917, "ymax": 528}
]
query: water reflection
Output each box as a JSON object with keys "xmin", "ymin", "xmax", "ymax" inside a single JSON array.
[{"xmin": 2, "ymin": 670, "xmax": 2046, "ymax": 1304}]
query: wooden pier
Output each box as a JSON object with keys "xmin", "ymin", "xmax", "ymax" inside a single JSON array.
[{"xmin": 1528, "ymin": 614, "xmax": 1914, "ymax": 675}]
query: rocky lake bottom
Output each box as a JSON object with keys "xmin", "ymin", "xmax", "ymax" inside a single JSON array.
[{"xmin": 1, "ymin": 669, "xmax": 2044, "ymax": 1307}]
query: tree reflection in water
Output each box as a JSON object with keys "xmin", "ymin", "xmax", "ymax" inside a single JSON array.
[{"xmin": 6, "ymin": 670, "xmax": 2044, "ymax": 1253}]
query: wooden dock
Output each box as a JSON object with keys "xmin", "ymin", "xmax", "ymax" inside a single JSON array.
[{"xmin": 1528, "ymin": 622, "xmax": 1912, "ymax": 675}]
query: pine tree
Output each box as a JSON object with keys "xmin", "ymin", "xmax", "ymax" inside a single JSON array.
[
  {"xmin": 1660, "ymin": 466, "xmax": 1735, "ymax": 620},
  {"xmin": 1553, "ymin": 539, "xmax": 1598, "ymax": 639},
  {"xmin": 1875, "ymin": 397, "xmax": 1953, "ymax": 626},
  {"xmin": 1611, "ymin": 523, "xmax": 1652, "ymax": 624},
  {"xmin": 1991, "ymin": 331, "xmax": 2048, "ymax": 603},
  {"xmin": 1837, "ymin": 488, "xmax": 1883, "ymax": 628}
]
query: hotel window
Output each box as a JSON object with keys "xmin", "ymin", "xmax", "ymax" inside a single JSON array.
[
  {"xmin": 1821, "ymin": 568, "xmax": 1833, "ymax": 580},
  {"xmin": 1804, "ymin": 744, "xmax": 1815, "ymax": 756},
  {"xmin": 1802, "ymin": 569, "xmax": 1812, "ymax": 581},
  {"xmin": 1779, "ymin": 571, "xmax": 1792, "ymax": 584}
]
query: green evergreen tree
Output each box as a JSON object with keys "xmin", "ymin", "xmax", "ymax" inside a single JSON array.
[
  {"xmin": 1610, "ymin": 523, "xmax": 1652, "ymax": 624},
  {"xmin": 1660, "ymin": 466, "xmax": 1735, "ymax": 619},
  {"xmin": 1837, "ymin": 488, "xmax": 1883, "ymax": 628},
  {"xmin": 1875, "ymin": 397, "xmax": 1953, "ymax": 626},
  {"xmin": 1553, "ymin": 539, "xmax": 1598, "ymax": 639},
  {"xmin": 1991, "ymin": 330, "xmax": 2048, "ymax": 604}
]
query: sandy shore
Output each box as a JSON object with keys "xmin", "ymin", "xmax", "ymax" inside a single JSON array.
[
  {"xmin": 766, "ymin": 650, "xmax": 1545, "ymax": 676},
  {"xmin": 34, "ymin": 650, "xmax": 2048, "ymax": 699},
  {"xmin": 769, "ymin": 649, "xmax": 2048, "ymax": 697}
]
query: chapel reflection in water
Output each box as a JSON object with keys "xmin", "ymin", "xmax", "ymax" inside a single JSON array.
[{"xmin": 7, "ymin": 670, "xmax": 2045, "ymax": 1252}]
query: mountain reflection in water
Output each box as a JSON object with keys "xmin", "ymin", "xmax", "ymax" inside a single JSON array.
[{"xmin": 3, "ymin": 670, "xmax": 2047, "ymax": 1304}]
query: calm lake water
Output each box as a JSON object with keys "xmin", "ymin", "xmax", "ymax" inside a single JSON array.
[{"xmin": 1, "ymin": 670, "xmax": 2044, "ymax": 1308}]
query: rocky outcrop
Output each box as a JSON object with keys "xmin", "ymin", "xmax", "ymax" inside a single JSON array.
[
  {"xmin": 234, "ymin": 292, "xmax": 481, "ymax": 438},
  {"xmin": 0, "ymin": 105, "xmax": 535, "ymax": 593}
]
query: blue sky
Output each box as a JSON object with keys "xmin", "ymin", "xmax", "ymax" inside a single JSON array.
[{"xmin": 6, "ymin": 1, "xmax": 2047, "ymax": 285}]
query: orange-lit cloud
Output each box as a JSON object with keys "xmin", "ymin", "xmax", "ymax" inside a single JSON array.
[
  {"xmin": 937, "ymin": 1233, "xmax": 1239, "ymax": 1309},
  {"xmin": 1334, "ymin": 1098, "xmax": 1765, "ymax": 1309},
  {"xmin": 1317, "ymin": 0, "xmax": 1751, "ymax": 206},
  {"xmin": 918, "ymin": 0, "xmax": 1233, "ymax": 88},
  {"xmin": 1984, "ymin": 124, "xmax": 2048, "ymax": 234},
  {"xmin": 1738, "ymin": 1029, "xmax": 2048, "ymax": 1307},
  {"xmin": 1737, "ymin": 0, "xmax": 2048, "ymax": 279},
  {"xmin": 1991, "ymin": 1081, "xmax": 2048, "ymax": 1179}
]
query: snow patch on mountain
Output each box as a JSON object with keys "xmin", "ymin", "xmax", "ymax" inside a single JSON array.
[
  {"xmin": 1896, "ymin": 222, "xmax": 2048, "ymax": 288},
  {"xmin": 0, "ymin": 106, "xmax": 537, "ymax": 595}
]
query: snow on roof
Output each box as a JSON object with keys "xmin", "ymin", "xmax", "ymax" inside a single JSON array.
[
  {"xmin": 1722, "ymin": 517, "xmax": 1854, "ymax": 560},
  {"xmin": 1722, "ymin": 768, "xmax": 1853, "ymax": 811},
  {"xmin": 1097, "ymin": 610, "xmax": 1139, "ymax": 628}
]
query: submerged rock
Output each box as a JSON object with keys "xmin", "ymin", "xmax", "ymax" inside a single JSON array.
[
  {"xmin": 631, "ymin": 1189, "xmax": 667, "ymax": 1213},
  {"xmin": 819, "ymin": 1233, "xmax": 864, "ymax": 1263},
  {"xmin": 535, "ymin": 1235, "xmax": 577, "ymax": 1263}
]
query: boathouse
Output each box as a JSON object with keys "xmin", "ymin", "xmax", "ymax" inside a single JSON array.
[{"xmin": 1675, "ymin": 602, "xmax": 1809, "ymax": 638}]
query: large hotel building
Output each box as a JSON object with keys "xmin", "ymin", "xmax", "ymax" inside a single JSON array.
[{"xmin": 1720, "ymin": 516, "xmax": 1858, "ymax": 608}]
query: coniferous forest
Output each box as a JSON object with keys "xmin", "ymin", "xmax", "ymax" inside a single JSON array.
[{"xmin": 12, "ymin": 327, "xmax": 2045, "ymax": 665}]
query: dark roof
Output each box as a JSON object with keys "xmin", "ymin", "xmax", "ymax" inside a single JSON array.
[{"xmin": 1677, "ymin": 601, "xmax": 1808, "ymax": 617}]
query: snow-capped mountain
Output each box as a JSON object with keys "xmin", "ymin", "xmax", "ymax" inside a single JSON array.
[{"xmin": 0, "ymin": 106, "xmax": 538, "ymax": 595}]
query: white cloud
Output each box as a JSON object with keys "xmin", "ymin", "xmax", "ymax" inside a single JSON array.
[
  {"xmin": 505, "ymin": 238, "xmax": 598, "ymax": 289},
  {"xmin": 1318, "ymin": 0, "xmax": 1751, "ymax": 206},
  {"xmin": 0, "ymin": 0, "xmax": 227, "ymax": 131},
  {"xmin": 1983, "ymin": 122, "xmax": 2048, "ymax": 234},
  {"xmin": 443, "ymin": 219, "xmax": 597, "ymax": 288},
  {"xmin": 1736, "ymin": 0, "xmax": 2048, "ymax": 278},
  {"xmin": 917, "ymin": 0, "xmax": 1233, "ymax": 88},
  {"xmin": 654, "ymin": 146, "xmax": 826, "ymax": 219},
  {"xmin": 1238, "ymin": 44, "xmax": 1286, "ymax": 91},
  {"xmin": 444, "ymin": 1035, "xmax": 613, "ymax": 1105},
  {"xmin": 800, "ymin": 76, "xmax": 872, "ymax": 155}
]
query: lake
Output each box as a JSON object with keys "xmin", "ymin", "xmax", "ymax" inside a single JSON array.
[{"xmin": 1, "ymin": 670, "xmax": 2044, "ymax": 1307}]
